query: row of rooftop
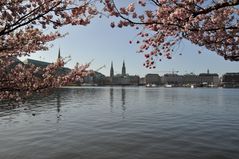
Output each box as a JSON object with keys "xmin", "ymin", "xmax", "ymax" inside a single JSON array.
[
  {"xmin": 10, "ymin": 49, "xmax": 239, "ymax": 88},
  {"xmin": 84, "ymin": 61, "xmax": 239, "ymax": 88}
]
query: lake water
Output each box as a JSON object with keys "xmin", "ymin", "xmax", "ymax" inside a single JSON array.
[{"xmin": 0, "ymin": 87, "xmax": 239, "ymax": 159}]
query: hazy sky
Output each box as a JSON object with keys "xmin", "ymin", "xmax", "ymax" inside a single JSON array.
[{"xmin": 20, "ymin": 15, "xmax": 239, "ymax": 77}]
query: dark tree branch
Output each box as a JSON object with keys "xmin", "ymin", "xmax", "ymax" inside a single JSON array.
[
  {"xmin": 193, "ymin": 0, "xmax": 239, "ymax": 17},
  {"xmin": 0, "ymin": 1, "xmax": 61, "ymax": 36}
]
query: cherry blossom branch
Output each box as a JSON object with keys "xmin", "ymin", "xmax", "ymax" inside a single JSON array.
[
  {"xmin": 104, "ymin": 0, "xmax": 239, "ymax": 65},
  {"xmin": 193, "ymin": 0, "xmax": 239, "ymax": 17}
]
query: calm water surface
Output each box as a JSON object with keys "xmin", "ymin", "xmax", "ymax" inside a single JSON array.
[{"xmin": 0, "ymin": 87, "xmax": 239, "ymax": 159}]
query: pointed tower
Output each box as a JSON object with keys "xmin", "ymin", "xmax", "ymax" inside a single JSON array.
[
  {"xmin": 58, "ymin": 48, "xmax": 61, "ymax": 59},
  {"xmin": 110, "ymin": 61, "xmax": 114, "ymax": 78},
  {"xmin": 122, "ymin": 60, "xmax": 126, "ymax": 76},
  {"xmin": 207, "ymin": 69, "xmax": 210, "ymax": 74}
]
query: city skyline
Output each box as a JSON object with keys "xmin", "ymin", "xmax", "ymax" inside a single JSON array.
[
  {"xmin": 21, "ymin": 55, "xmax": 237, "ymax": 78},
  {"xmin": 19, "ymin": 16, "xmax": 239, "ymax": 77}
]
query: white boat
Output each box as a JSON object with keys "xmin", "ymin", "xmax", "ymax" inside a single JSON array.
[
  {"xmin": 146, "ymin": 83, "xmax": 151, "ymax": 87},
  {"xmin": 151, "ymin": 84, "xmax": 157, "ymax": 87},
  {"xmin": 146, "ymin": 84, "xmax": 157, "ymax": 87},
  {"xmin": 165, "ymin": 84, "xmax": 172, "ymax": 88}
]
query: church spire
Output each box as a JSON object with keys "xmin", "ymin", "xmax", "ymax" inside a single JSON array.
[
  {"xmin": 122, "ymin": 60, "xmax": 126, "ymax": 76},
  {"xmin": 58, "ymin": 48, "xmax": 61, "ymax": 59},
  {"xmin": 110, "ymin": 61, "xmax": 114, "ymax": 77}
]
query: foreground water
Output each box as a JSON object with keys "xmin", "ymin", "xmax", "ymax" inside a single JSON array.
[{"xmin": 0, "ymin": 87, "xmax": 239, "ymax": 159}]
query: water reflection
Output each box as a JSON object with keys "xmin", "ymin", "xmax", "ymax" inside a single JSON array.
[
  {"xmin": 0, "ymin": 88, "xmax": 67, "ymax": 119},
  {"xmin": 109, "ymin": 87, "xmax": 127, "ymax": 118},
  {"xmin": 121, "ymin": 87, "xmax": 126, "ymax": 118},
  {"xmin": 56, "ymin": 92, "xmax": 61, "ymax": 114},
  {"xmin": 0, "ymin": 87, "xmax": 239, "ymax": 159},
  {"xmin": 0, "ymin": 104, "xmax": 20, "ymax": 112},
  {"xmin": 56, "ymin": 91, "xmax": 62, "ymax": 122},
  {"xmin": 110, "ymin": 87, "xmax": 113, "ymax": 112}
]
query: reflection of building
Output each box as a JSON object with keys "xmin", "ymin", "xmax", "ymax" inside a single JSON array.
[
  {"xmin": 109, "ymin": 87, "xmax": 126, "ymax": 118},
  {"xmin": 106, "ymin": 61, "xmax": 139, "ymax": 85},
  {"xmin": 222, "ymin": 73, "xmax": 239, "ymax": 88},
  {"xmin": 110, "ymin": 87, "xmax": 113, "ymax": 109}
]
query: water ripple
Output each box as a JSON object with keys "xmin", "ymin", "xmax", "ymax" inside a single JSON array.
[{"xmin": 0, "ymin": 87, "xmax": 239, "ymax": 159}]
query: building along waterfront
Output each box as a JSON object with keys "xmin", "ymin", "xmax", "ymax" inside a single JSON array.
[
  {"xmin": 18, "ymin": 55, "xmax": 239, "ymax": 88},
  {"xmin": 222, "ymin": 73, "xmax": 239, "ymax": 88}
]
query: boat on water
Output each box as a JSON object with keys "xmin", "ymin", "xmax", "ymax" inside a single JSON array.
[
  {"xmin": 151, "ymin": 84, "xmax": 157, "ymax": 87},
  {"xmin": 164, "ymin": 84, "xmax": 173, "ymax": 88},
  {"xmin": 146, "ymin": 84, "xmax": 157, "ymax": 87}
]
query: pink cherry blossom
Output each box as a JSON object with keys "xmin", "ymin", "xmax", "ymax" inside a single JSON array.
[
  {"xmin": 0, "ymin": 0, "xmax": 96, "ymax": 102},
  {"xmin": 102, "ymin": 0, "xmax": 239, "ymax": 67}
]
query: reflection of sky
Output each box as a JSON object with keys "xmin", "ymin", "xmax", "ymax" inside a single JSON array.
[{"xmin": 19, "ymin": 2, "xmax": 239, "ymax": 77}]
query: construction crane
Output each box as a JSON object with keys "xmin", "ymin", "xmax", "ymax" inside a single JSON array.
[{"xmin": 95, "ymin": 65, "xmax": 106, "ymax": 72}]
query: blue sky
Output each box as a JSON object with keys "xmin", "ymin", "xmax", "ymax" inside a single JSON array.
[{"xmin": 20, "ymin": 14, "xmax": 239, "ymax": 77}]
